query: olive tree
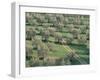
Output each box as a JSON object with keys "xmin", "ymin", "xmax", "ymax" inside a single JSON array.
[
  {"xmin": 58, "ymin": 22, "xmax": 64, "ymax": 32},
  {"xmin": 32, "ymin": 37, "xmax": 49, "ymax": 59},
  {"xmin": 26, "ymin": 13, "xmax": 38, "ymax": 26},
  {"xmin": 86, "ymin": 29, "xmax": 89, "ymax": 40},
  {"xmin": 26, "ymin": 28, "xmax": 36, "ymax": 40},
  {"xmin": 56, "ymin": 14, "xmax": 65, "ymax": 23},
  {"xmin": 66, "ymin": 33, "xmax": 74, "ymax": 44},
  {"xmin": 26, "ymin": 12, "xmax": 33, "ymax": 25},
  {"xmin": 47, "ymin": 42, "xmax": 55, "ymax": 51},
  {"xmin": 63, "ymin": 17, "xmax": 68, "ymax": 25},
  {"xmin": 77, "ymin": 34, "xmax": 87, "ymax": 45},
  {"xmin": 37, "ymin": 14, "xmax": 47, "ymax": 23},
  {"xmin": 26, "ymin": 44, "xmax": 33, "ymax": 60},
  {"xmin": 41, "ymin": 29, "xmax": 50, "ymax": 42},
  {"xmin": 54, "ymin": 22, "xmax": 64, "ymax": 32},
  {"xmin": 54, "ymin": 32, "xmax": 63, "ymax": 44},
  {"xmin": 48, "ymin": 16, "xmax": 57, "ymax": 23},
  {"xmin": 37, "ymin": 43, "xmax": 49, "ymax": 61},
  {"xmin": 75, "ymin": 15, "xmax": 81, "ymax": 25},
  {"xmin": 47, "ymin": 27, "xmax": 56, "ymax": 37},
  {"xmin": 32, "ymin": 37, "xmax": 42, "ymax": 49},
  {"xmin": 71, "ymin": 28, "xmax": 81, "ymax": 39},
  {"xmin": 65, "ymin": 24, "xmax": 74, "ymax": 33},
  {"xmin": 80, "ymin": 25, "xmax": 87, "ymax": 34}
]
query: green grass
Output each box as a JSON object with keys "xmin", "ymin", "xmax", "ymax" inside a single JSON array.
[
  {"xmin": 30, "ymin": 41, "xmax": 70, "ymax": 58},
  {"xmin": 48, "ymin": 37, "xmax": 55, "ymax": 42},
  {"xmin": 56, "ymin": 31, "xmax": 70, "ymax": 37},
  {"xmin": 48, "ymin": 43, "xmax": 68, "ymax": 57},
  {"xmin": 68, "ymin": 44, "xmax": 89, "ymax": 55}
]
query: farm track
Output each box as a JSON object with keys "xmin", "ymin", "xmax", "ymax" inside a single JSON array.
[{"xmin": 62, "ymin": 45, "xmax": 87, "ymax": 64}]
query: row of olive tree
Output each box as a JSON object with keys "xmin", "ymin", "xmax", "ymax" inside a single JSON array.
[
  {"xmin": 26, "ymin": 13, "xmax": 89, "ymax": 26},
  {"xmin": 26, "ymin": 26, "xmax": 89, "ymax": 46}
]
